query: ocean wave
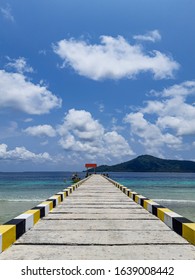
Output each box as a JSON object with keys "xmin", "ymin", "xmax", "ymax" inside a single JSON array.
[
  {"xmin": 153, "ymin": 199, "xmax": 195, "ymax": 204},
  {"xmin": 1, "ymin": 198, "xmax": 195, "ymax": 204},
  {"xmin": 0, "ymin": 199, "xmax": 43, "ymax": 202}
]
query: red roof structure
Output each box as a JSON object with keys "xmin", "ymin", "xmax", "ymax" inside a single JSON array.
[{"xmin": 85, "ymin": 163, "xmax": 97, "ymax": 168}]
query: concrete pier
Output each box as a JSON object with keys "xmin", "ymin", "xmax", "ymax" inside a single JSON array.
[{"xmin": 0, "ymin": 174, "xmax": 195, "ymax": 259}]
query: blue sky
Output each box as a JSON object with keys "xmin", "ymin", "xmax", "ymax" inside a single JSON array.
[{"xmin": 0, "ymin": 0, "xmax": 195, "ymax": 171}]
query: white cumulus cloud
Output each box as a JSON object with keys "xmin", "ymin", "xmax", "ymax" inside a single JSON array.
[
  {"xmin": 58, "ymin": 109, "xmax": 134, "ymax": 160},
  {"xmin": 0, "ymin": 70, "xmax": 62, "ymax": 114},
  {"xmin": 0, "ymin": 143, "xmax": 51, "ymax": 162},
  {"xmin": 144, "ymin": 81, "xmax": 195, "ymax": 136},
  {"xmin": 103, "ymin": 131, "xmax": 134, "ymax": 158},
  {"xmin": 133, "ymin": 30, "xmax": 162, "ymax": 42},
  {"xmin": 53, "ymin": 35, "xmax": 179, "ymax": 80},
  {"xmin": 58, "ymin": 109, "xmax": 104, "ymax": 141},
  {"xmin": 5, "ymin": 57, "xmax": 34, "ymax": 74},
  {"xmin": 159, "ymin": 80, "xmax": 195, "ymax": 97},
  {"xmin": 24, "ymin": 125, "xmax": 56, "ymax": 137},
  {"xmin": 124, "ymin": 80, "xmax": 195, "ymax": 156},
  {"xmin": 124, "ymin": 112, "xmax": 182, "ymax": 156}
]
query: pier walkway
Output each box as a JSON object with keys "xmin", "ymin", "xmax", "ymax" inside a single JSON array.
[{"xmin": 0, "ymin": 174, "xmax": 195, "ymax": 259}]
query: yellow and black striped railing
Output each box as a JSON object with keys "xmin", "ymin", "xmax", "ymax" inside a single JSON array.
[
  {"xmin": 104, "ymin": 175, "xmax": 195, "ymax": 246},
  {"xmin": 0, "ymin": 176, "xmax": 89, "ymax": 253}
]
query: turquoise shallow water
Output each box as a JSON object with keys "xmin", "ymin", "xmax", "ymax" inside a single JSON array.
[
  {"xmin": 111, "ymin": 172, "xmax": 195, "ymax": 222},
  {"xmin": 0, "ymin": 172, "xmax": 195, "ymax": 223},
  {"xmin": 0, "ymin": 172, "xmax": 78, "ymax": 224}
]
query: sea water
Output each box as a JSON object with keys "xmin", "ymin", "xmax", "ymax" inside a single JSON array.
[
  {"xmin": 111, "ymin": 172, "xmax": 195, "ymax": 222},
  {"xmin": 0, "ymin": 172, "xmax": 76, "ymax": 224},
  {"xmin": 0, "ymin": 172, "xmax": 195, "ymax": 224}
]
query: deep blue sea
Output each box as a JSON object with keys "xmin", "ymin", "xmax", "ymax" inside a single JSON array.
[{"xmin": 0, "ymin": 172, "xmax": 195, "ymax": 224}]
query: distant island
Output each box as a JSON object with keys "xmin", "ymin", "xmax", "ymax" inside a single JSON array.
[{"xmin": 89, "ymin": 155, "xmax": 195, "ymax": 172}]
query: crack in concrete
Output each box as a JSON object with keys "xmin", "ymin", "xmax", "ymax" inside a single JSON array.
[
  {"xmin": 42, "ymin": 218, "xmax": 158, "ymax": 220},
  {"xmin": 32, "ymin": 229, "xmax": 171, "ymax": 232},
  {"xmin": 14, "ymin": 243, "xmax": 189, "ymax": 246}
]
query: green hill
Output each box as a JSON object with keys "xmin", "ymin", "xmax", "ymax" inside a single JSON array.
[{"xmin": 92, "ymin": 155, "xmax": 195, "ymax": 172}]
